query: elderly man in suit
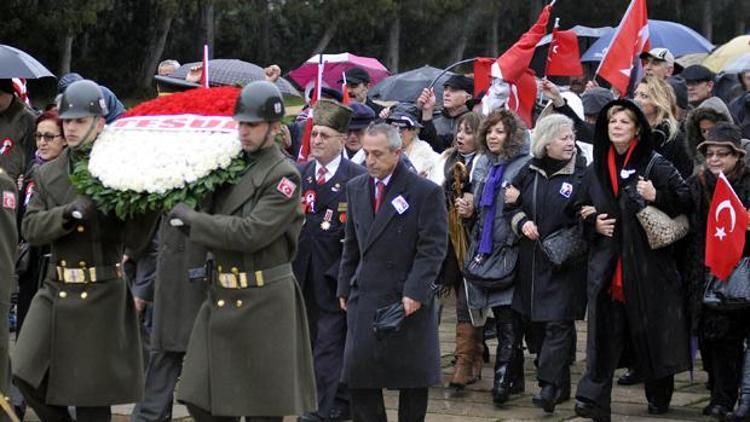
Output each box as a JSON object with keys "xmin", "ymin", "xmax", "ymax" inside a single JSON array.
[
  {"xmin": 337, "ymin": 123, "xmax": 448, "ymax": 422},
  {"xmin": 294, "ymin": 99, "xmax": 365, "ymax": 422}
]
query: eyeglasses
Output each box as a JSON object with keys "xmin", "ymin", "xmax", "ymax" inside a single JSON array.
[
  {"xmin": 310, "ymin": 130, "xmax": 342, "ymax": 141},
  {"xmin": 34, "ymin": 133, "xmax": 63, "ymax": 142},
  {"xmin": 705, "ymin": 150, "xmax": 734, "ymax": 159}
]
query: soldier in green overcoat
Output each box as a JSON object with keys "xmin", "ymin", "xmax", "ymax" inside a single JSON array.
[
  {"xmin": 168, "ymin": 81, "xmax": 317, "ymax": 421},
  {"xmin": 13, "ymin": 80, "xmax": 150, "ymax": 421},
  {"xmin": 0, "ymin": 168, "xmax": 18, "ymax": 420}
]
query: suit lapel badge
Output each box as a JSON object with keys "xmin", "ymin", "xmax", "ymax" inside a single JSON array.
[{"xmin": 391, "ymin": 195, "xmax": 409, "ymax": 214}]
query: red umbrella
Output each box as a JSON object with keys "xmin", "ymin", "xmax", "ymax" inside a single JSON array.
[{"xmin": 287, "ymin": 53, "xmax": 390, "ymax": 92}]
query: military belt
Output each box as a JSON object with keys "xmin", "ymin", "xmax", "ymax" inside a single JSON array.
[
  {"xmin": 215, "ymin": 263, "xmax": 292, "ymax": 289},
  {"xmin": 55, "ymin": 264, "xmax": 123, "ymax": 283}
]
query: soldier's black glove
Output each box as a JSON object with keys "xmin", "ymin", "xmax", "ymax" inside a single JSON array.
[
  {"xmin": 167, "ymin": 203, "xmax": 196, "ymax": 235},
  {"xmin": 63, "ymin": 197, "xmax": 96, "ymax": 221}
]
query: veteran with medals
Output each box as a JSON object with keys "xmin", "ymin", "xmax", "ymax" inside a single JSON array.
[
  {"xmin": 294, "ymin": 99, "xmax": 365, "ymax": 422},
  {"xmin": 168, "ymin": 81, "xmax": 316, "ymax": 421}
]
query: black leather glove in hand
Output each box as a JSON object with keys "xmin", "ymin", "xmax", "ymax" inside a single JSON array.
[
  {"xmin": 167, "ymin": 203, "xmax": 196, "ymax": 235},
  {"xmin": 63, "ymin": 197, "xmax": 96, "ymax": 221}
]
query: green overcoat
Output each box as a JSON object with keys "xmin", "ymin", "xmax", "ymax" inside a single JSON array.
[
  {"xmin": 14, "ymin": 148, "xmax": 147, "ymax": 406},
  {"xmin": 177, "ymin": 144, "xmax": 317, "ymax": 417},
  {"xmin": 0, "ymin": 169, "xmax": 17, "ymax": 400}
]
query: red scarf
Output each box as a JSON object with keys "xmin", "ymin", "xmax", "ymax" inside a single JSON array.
[{"xmin": 606, "ymin": 139, "xmax": 638, "ymax": 302}]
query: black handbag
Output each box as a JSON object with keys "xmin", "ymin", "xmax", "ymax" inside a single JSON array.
[
  {"xmin": 703, "ymin": 257, "xmax": 750, "ymax": 310},
  {"xmin": 540, "ymin": 223, "xmax": 588, "ymax": 267},
  {"xmin": 463, "ymin": 234, "xmax": 518, "ymax": 290}
]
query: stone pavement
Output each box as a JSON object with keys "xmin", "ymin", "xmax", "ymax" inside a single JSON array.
[{"xmin": 25, "ymin": 298, "xmax": 712, "ymax": 421}]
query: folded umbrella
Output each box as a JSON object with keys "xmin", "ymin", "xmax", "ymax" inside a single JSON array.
[{"xmin": 0, "ymin": 44, "xmax": 55, "ymax": 79}]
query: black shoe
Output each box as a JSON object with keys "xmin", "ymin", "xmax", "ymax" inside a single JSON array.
[
  {"xmin": 617, "ymin": 368, "xmax": 641, "ymax": 386},
  {"xmin": 727, "ymin": 397, "xmax": 750, "ymax": 422},
  {"xmin": 532, "ymin": 384, "xmax": 559, "ymax": 413},
  {"xmin": 328, "ymin": 406, "xmax": 351, "ymax": 422},
  {"xmin": 702, "ymin": 403, "xmax": 730, "ymax": 419},
  {"xmin": 647, "ymin": 402, "xmax": 670, "ymax": 415},
  {"xmin": 574, "ymin": 399, "xmax": 611, "ymax": 422},
  {"xmin": 492, "ymin": 365, "xmax": 511, "ymax": 405},
  {"xmin": 297, "ymin": 412, "xmax": 324, "ymax": 422}
]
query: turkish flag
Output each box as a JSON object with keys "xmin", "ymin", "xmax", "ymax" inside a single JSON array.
[
  {"xmin": 546, "ymin": 28, "xmax": 583, "ymax": 77},
  {"xmin": 706, "ymin": 172, "xmax": 748, "ymax": 281},
  {"xmin": 495, "ymin": 3, "xmax": 553, "ymax": 84},
  {"xmin": 473, "ymin": 57, "xmax": 494, "ymax": 97},
  {"xmin": 596, "ymin": 0, "xmax": 650, "ymax": 97},
  {"xmin": 508, "ymin": 70, "xmax": 537, "ymax": 128}
]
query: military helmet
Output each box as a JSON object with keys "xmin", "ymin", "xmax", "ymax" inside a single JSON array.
[
  {"xmin": 233, "ymin": 81, "xmax": 285, "ymax": 123},
  {"xmin": 58, "ymin": 80, "xmax": 108, "ymax": 119}
]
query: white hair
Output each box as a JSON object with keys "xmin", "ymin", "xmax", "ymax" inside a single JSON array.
[
  {"xmin": 366, "ymin": 123, "xmax": 402, "ymax": 151},
  {"xmin": 532, "ymin": 114, "xmax": 574, "ymax": 159}
]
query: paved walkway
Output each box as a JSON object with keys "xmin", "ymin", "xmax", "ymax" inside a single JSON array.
[{"xmin": 26, "ymin": 297, "xmax": 712, "ymax": 421}]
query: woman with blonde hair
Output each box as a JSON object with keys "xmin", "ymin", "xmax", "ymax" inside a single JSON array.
[{"xmin": 633, "ymin": 75, "xmax": 693, "ymax": 178}]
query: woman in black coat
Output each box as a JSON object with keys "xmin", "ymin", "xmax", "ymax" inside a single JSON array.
[
  {"xmin": 505, "ymin": 114, "xmax": 587, "ymax": 413},
  {"xmin": 685, "ymin": 122, "xmax": 750, "ymax": 420},
  {"xmin": 573, "ymin": 99, "xmax": 692, "ymax": 422}
]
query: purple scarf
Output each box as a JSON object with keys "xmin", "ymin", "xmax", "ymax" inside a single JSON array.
[{"xmin": 478, "ymin": 162, "xmax": 506, "ymax": 254}]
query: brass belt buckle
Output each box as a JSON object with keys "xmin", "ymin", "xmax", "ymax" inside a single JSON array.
[
  {"xmin": 218, "ymin": 273, "xmax": 238, "ymax": 288},
  {"xmin": 63, "ymin": 268, "xmax": 86, "ymax": 283}
]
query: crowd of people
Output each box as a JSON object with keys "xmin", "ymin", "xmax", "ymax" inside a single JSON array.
[{"xmin": 0, "ymin": 43, "xmax": 749, "ymax": 422}]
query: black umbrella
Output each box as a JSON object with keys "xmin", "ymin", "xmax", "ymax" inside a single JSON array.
[
  {"xmin": 154, "ymin": 59, "xmax": 301, "ymax": 97},
  {"xmin": 0, "ymin": 44, "xmax": 55, "ymax": 79},
  {"xmin": 370, "ymin": 65, "xmax": 457, "ymax": 103}
]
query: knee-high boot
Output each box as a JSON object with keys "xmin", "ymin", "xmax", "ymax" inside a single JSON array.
[{"xmin": 492, "ymin": 316, "xmax": 521, "ymax": 405}]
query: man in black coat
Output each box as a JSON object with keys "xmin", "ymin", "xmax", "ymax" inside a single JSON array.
[
  {"xmin": 294, "ymin": 99, "xmax": 365, "ymax": 422},
  {"xmin": 337, "ymin": 123, "xmax": 448, "ymax": 422}
]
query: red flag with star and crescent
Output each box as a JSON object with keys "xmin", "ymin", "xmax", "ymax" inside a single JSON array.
[
  {"xmin": 546, "ymin": 24, "xmax": 583, "ymax": 77},
  {"xmin": 706, "ymin": 172, "xmax": 748, "ymax": 281},
  {"xmin": 596, "ymin": 0, "xmax": 649, "ymax": 97}
]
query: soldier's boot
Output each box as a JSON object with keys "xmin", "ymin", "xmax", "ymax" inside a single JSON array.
[{"xmin": 449, "ymin": 322, "xmax": 476, "ymax": 390}]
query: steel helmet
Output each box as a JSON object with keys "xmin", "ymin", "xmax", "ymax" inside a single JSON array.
[
  {"xmin": 58, "ymin": 80, "xmax": 108, "ymax": 119},
  {"xmin": 233, "ymin": 81, "xmax": 285, "ymax": 123}
]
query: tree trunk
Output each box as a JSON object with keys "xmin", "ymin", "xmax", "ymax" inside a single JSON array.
[
  {"xmin": 451, "ymin": 2, "xmax": 486, "ymax": 62},
  {"xmin": 259, "ymin": 1, "xmax": 271, "ymax": 64},
  {"xmin": 138, "ymin": 15, "xmax": 174, "ymax": 90},
  {"xmin": 672, "ymin": 0, "xmax": 683, "ymax": 21},
  {"xmin": 59, "ymin": 34, "xmax": 74, "ymax": 76},
  {"xmin": 488, "ymin": 6, "xmax": 499, "ymax": 57},
  {"xmin": 312, "ymin": 25, "xmax": 336, "ymax": 56},
  {"xmin": 386, "ymin": 13, "xmax": 400, "ymax": 72},
  {"xmin": 701, "ymin": 0, "xmax": 713, "ymax": 41},
  {"xmin": 735, "ymin": 0, "xmax": 747, "ymax": 36}
]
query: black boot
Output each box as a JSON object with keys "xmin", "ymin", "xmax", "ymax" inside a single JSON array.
[
  {"xmin": 508, "ymin": 341, "xmax": 525, "ymax": 394},
  {"xmin": 491, "ymin": 317, "xmax": 519, "ymax": 405},
  {"xmin": 533, "ymin": 382, "xmax": 559, "ymax": 413}
]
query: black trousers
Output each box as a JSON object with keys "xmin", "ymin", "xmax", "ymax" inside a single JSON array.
[
  {"xmin": 700, "ymin": 307, "xmax": 750, "ymax": 408},
  {"xmin": 350, "ymin": 388, "xmax": 428, "ymax": 422},
  {"xmin": 14, "ymin": 375, "xmax": 111, "ymax": 422},
  {"xmin": 131, "ymin": 350, "xmax": 184, "ymax": 422},
  {"xmin": 529, "ymin": 320, "xmax": 574, "ymax": 390},
  {"xmin": 184, "ymin": 403, "xmax": 281, "ymax": 422},
  {"xmin": 576, "ymin": 300, "xmax": 674, "ymax": 410}
]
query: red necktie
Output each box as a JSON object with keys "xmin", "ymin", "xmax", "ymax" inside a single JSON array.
[
  {"xmin": 374, "ymin": 181, "xmax": 385, "ymax": 213},
  {"xmin": 316, "ymin": 167, "xmax": 327, "ymax": 185}
]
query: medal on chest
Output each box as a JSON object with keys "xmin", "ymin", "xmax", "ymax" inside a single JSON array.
[{"xmin": 321, "ymin": 209, "xmax": 334, "ymax": 231}]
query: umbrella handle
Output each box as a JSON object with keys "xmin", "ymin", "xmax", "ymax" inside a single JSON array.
[{"xmin": 427, "ymin": 57, "xmax": 480, "ymax": 90}]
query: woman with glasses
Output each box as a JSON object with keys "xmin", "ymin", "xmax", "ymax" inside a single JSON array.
[
  {"xmin": 686, "ymin": 122, "xmax": 750, "ymax": 420},
  {"xmin": 16, "ymin": 111, "xmax": 68, "ymax": 334}
]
